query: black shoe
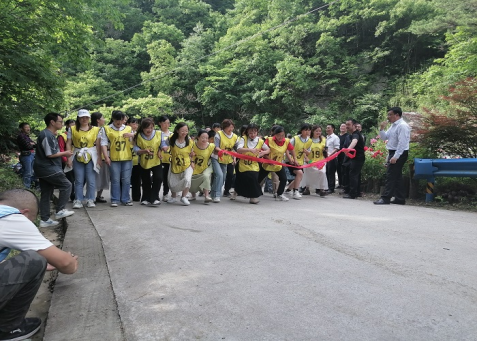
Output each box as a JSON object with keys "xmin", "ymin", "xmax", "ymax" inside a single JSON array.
[
  {"xmin": 326, "ymin": 189, "xmax": 335, "ymax": 194},
  {"xmin": 223, "ymin": 191, "xmax": 230, "ymax": 197},
  {"xmin": 343, "ymin": 194, "xmax": 356, "ymax": 199},
  {"xmin": 302, "ymin": 188, "xmax": 310, "ymax": 195},
  {"xmin": 374, "ymin": 198, "xmax": 390, "ymax": 205},
  {"xmin": 319, "ymin": 190, "xmax": 328, "ymax": 197},
  {"xmin": 0, "ymin": 317, "xmax": 41, "ymax": 341},
  {"xmin": 391, "ymin": 199, "xmax": 406, "ymax": 205},
  {"xmin": 95, "ymin": 197, "xmax": 107, "ymax": 203},
  {"xmin": 336, "ymin": 185, "xmax": 343, "ymax": 189}
]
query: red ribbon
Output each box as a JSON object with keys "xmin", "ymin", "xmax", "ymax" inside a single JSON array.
[{"xmin": 218, "ymin": 148, "xmax": 356, "ymax": 170}]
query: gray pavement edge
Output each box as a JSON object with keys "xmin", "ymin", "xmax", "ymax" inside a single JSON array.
[{"xmin": 43, "ymin": 207, "xmax": 124, "ymax": 341}]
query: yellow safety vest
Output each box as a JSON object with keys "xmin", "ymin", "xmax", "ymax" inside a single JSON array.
[
  {"xmin": 309, "ymin": 137, "xmax": 327, "ymax": 162},
  {"xmin": 218, "ymin": 130, "xmax": 238, "ymax": 164},
  {"xmin": 293, "ymin": 135, "xmax": 312, "ymax": 166},
  {"xmin": 238, "ymin": 136, "xmax": 264, "ymax": 173},
  {"xmin": 161, "ymin": 131, "xmax": 172, "ymax": 164},
  {"xmin": 192, "ymin": 142, "xmax": 215, "ymax": 175},
  {"xmin": 170, "ymin": 139, "xmax": 193, "ymax": 174},
  {"xmin": 263, "ymin": 137, "xmax": 290, "ymax": 172},
  {"xmin": 136, "ymin": 131, "xmax": 162, "ymax": 169},
  {"xmin": 71, "ymin": 126, "xmax": 100, "ymax": 163},
  {"xmin": 104, "ymin": 126, "xmax": 133, "ymax": 161}
]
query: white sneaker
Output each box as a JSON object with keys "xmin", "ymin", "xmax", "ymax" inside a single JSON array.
[
  {"xmin": 86, "ymin": 199, "xmax": 96, "ymax": 208},
  {"xmin": 40, "ymin": 218, "xmax": 60, "ymax": 228},
  {"xmin": 141, "ymin": 201, "xmax": 150, "ymax": 205},
  {"xmin": 292, "ymin": 191, "xmax": 302, "ymax": 200},
  {"xmin": 212, "ymin": 197, "xmax": 220, "ymax": 203},
  {"xmin": 204, "ymin": 196, "xmax": 212, "ymax": 203},
  {"xmin": 55, "ymin": 209, "xmax": 74, "ymax": 219},
  {"xmin": 72, "ymin": 200, "xmax": 83, "ymax": 209},
  {"xmin": 111, "ymin": 202, "xmax": 118, "ymax": 207},
  {"xmin": 152, "ymin": 200, "xmax": 161, "ymax": 205},
  {"xmin": 276, "ymin": 194, "xmax": 289, "ymax": 201},
  {"xmin": 123, "ymin": 202, "xmax": 133, "ymax": 206},
  {"xmin": 230, "ymin": 192, "xmax": 237, "ymax": 200},
  {"xmin": 163, "ymin": 194, "xmax": 171, "ymax": 202},
  {"xmin": 180, "ymin": 197, "xmax": 190, "ymax": 206},
  {"xmin": 167, "ymin": 197, "xmax": 177, "ymax": 204}
]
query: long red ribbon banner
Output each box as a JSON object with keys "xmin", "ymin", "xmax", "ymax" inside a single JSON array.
[{"xmin": 218, "ymin": 148, "xmax": 356, "ymax": 170}]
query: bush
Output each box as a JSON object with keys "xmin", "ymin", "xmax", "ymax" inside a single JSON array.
[
  {"xmin": 0, "ymin": 156, "xmax": 23, "ymax": 193},
  {"xmin": 361, "ymin": 136, "xmax": 387, "ymax": 185}
]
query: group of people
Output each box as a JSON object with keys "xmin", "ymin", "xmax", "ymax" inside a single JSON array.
[
  {"xmin": 1, "ymin": 107, "xmax": 410, "ymax": 340},
  {"xmin": 16, "ymin": 107, "xmax": 410, "ymax": 228}
]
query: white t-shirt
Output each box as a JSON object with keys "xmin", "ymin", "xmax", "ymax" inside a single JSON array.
[{"xmin": 0, "ymin": 210, "xmax": 53, "ymax": 253}]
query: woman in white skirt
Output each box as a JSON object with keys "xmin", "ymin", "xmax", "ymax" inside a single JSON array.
[
  {"xmin": 301, "ymin": 125, "xmax": 328, "ymax": 197},
  {"xmin": 189, "ymin": 130, "xmax": 215, "ymax": 203},
  {"xmin": 165, "ymin": 122, "xmax": 194, "ymax": 206}
]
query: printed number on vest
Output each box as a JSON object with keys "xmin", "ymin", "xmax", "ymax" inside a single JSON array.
[
  {"xmin": 144, "ymin": 149, "xmax": 154, "ymax": 160},
  {"xmin": 115, "ymin": 141, "xmax": 126, "ymax": 152},
  {"xmin": 194, "ymin": 157, "xmax": 204, "ymax": 167}
]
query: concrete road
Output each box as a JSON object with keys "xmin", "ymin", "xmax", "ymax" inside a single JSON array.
[{"xmin": 45, "ymin": 192, "xmax": 477, "ymax": 340}]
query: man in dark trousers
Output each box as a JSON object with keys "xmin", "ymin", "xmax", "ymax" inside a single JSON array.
[
  {"xmin": 16, "ymin": 123, "xmax": 37, "ymax": 189},
  {"xmin": 0, "ymin": 189, "xmax": 78, "ymax": 341},
  {"xmin": 33, "ymin": 113, "xmax": 75, "ymax": 227},
  {"xmin": 342, "ymin": 119, "xmax": 365, "ymax": 199},
  {"xmin": 374, "ymin": 107, "xmax": 411, "ymax": 205}
]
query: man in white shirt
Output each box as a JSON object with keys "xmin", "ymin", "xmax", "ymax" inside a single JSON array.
[
  {"xmin": 0, "ymin": 189, "xmax": 78, "ymax": 340},
  {"xmin": 325, "ymin": 124, "xmax": 340, "ymax": 193},
  {"xmin": 374, "ymin": 107, "xmax": 411, "ymax": 205}
]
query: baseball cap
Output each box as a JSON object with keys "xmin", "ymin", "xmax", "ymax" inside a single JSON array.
[{"xmin": 78, "ymin": 109, "xmax": 90, "ymax": 118}]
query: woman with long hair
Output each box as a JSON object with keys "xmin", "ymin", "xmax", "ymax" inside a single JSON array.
[
  {"xmin": 166, "ymin": 122, "xmax": 194, "ymax": 206},
  {"xmin": 301, "ymin": 125, "xmax": 328, "ymax": 196},
  {"xmin": 189, "ymin": 129, "xmax": 215, "ymax": 203}
]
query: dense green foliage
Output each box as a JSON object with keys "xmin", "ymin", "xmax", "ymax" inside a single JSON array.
[{"xmin": 2, "ymin": 0, "xmax": 476, "ymax": 149}]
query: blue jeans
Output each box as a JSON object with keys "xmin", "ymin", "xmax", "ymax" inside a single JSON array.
[
  {"xmin": 210, "ymin": 158, "xmax": 227, "ymax": 198},
  {"xmin": 19, "ymin": 153, "xmax": 35, "ymax": 188},
  {"xmin": 110, "ymin": 160, "xmax": 132, "ymax": 203},
  {"xmin": 73, "ymin": 158, "xmax": 96, "ymax": 201}
]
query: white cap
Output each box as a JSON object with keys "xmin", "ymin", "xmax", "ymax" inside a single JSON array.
[{"xmin": 78, "ymin": 109, "xmax": 90, "ymax": 118}]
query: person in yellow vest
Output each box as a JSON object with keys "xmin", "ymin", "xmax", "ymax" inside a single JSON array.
[
  {"xmin": 232, "ymin": 123, "xmax": 270, "ymax": 204},
  {"xmin": 127, "ymin": 117, "xmax": 141, "ymax": 202},
  {"xmin": 133, "ymin": 118, "xmax": 166, "ymax": 206},
  {"xmin": 165, "ymin": 122, "xmax": 194, "ymax": 206},
  {"xmin": 101, "ymin": 110, "xmax": 135, "ymax": 207},
  {"xmin": 301, "ymin": 125, "xmax": 328, "ymax": 197},
  {"xmin": 158, "ymin": 115, "xmax": 173, "ymax": 202},
  {"xmin": 189, "ymin": 130, "xmax": 215, "ymax": 203},
  {"xmin": 58, "ymin": 119, "xmax": 76, "ymax": 201},
  {"xmin": 257, "ymin": 126, "xmax": 298, "ymax": 201},
  {"xmin": 210, "ymin": 119, "xmax": 239, "ymax": 203},
  {"xmin": 66, "ymin": 109, "xmax": 102, "ymax": 209},
  {"xmin": 91, "ymin": 112, "xmax": 109, "ymax": 203},
  {"xmin": 286, "ymin": 123, "xmax": 311, "ymax": 199}
]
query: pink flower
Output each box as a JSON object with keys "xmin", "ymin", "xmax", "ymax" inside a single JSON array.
[
  {"xmin": 370, "ymin": 138, "xmax": 377, "ymax": 144},
  {"xmin": 364, "ymin": 146, "xmax": 369, "ymax": 151}
]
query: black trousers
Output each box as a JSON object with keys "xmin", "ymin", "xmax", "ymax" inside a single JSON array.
[
  {"xmin": 382, "ymin": 150, "xmax": 408, "ymax": 202},
  {"xmin": 337, "ymin": 153, "xmax": 345, "ymax": 186},
  {"xmin": 162, "ymin": 163, "xmax": 170, "ymax": 196},
  {"xmin": 224, "ymin": 163, "xmax": 235, "ymax": 194},
  {"xmin": 0, "ymin": 251, "xmax": 47, "ymax": 331},
  {"xmin": 130, "ymin": 164, "xmax": 142, "ymax": 201},
  {"xmin": 348, "ymin": 157, "xmax": 364, "ymax": 198},
  {"xmin": 258, "ymin": 166, "xmax": 287, "ymax": 196},
  {"xmin": 140, "ymin": 165, "xmax": 163, "ymax": 203},
  {"xmin": 326, "ymin": 158, "xmax": 337, "ymax": 191}
]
